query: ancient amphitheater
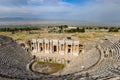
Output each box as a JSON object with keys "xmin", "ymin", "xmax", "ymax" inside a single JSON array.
[{"xmin": 0, "ymin": 35, "xmax": 120, "ymax": 80}]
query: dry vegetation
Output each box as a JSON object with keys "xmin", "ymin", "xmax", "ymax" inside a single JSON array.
[{"xmin": 0, "ymin": 26, "xmax": 120, "ymax": 43}]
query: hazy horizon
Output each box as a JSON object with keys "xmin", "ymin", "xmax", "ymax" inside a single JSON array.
[
  {"xmin": 0, "ymin": 21, "xmax": 120, "ymax": 27},
  {"xmin": 0, "ymin": 0, "xmax": 120, "ymax": 24}
]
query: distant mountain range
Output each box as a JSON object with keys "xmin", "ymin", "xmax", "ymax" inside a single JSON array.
[
  {"xmin": 0, "ymin": 17, "xmax": 41, "ymax": 21},
  {"xmin": 0, "ymin": 17, "xmax": 120, "ymax": 26}
]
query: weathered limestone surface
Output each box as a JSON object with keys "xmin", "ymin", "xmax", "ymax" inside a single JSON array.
[{"xmin": 0, "ymin": 35, "xmax": 119, "ymax": 80}]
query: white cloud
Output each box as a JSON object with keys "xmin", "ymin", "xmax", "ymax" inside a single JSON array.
[
  {"xmin": 0, "ymin": 0, "xmax": 120, "ymax": 23},
  {"xmin": 28, "ymin": 0, "xmax": 62, "ymax": 5}
]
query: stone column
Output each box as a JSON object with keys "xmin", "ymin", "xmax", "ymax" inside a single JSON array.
[
  {"xmin": 73, "ymin": 44, "xmax": 75, "ymax": 55},
  {"xmin": 50, "ymin": 41, "xmax": 53, "ymax": 53},
  {"xmin": 36, "ymin": 42, "xmax": 38, "ymax": 52},
  {"xmin": 72, "ymin": 44, "xmax": 74, "ymax": 55},
  {"xmin": 77, "ymin": 45, "xmax": 79, "ymax": 55},
  {"xmin": 37, "ymin": 41, "xmax": 38, "ymax": 52},
  {"xmin": 66, "ymin": 44, "xmax": 68, "ymax": 55},
  {"xmin": 71, "ymin": 44, "xmax": 72, "ymax": 55},
  {"xmin": 45, "ymin": 43, "xmax": 46, "ymax": 53},
  {"xmin": 57, "ymin": 45, "xmax": 58, "ymax": 54},
  {"xmin": 57, "ymin": 41, "xmax": 59, "ymax": 54},
  {"xmin": 59, "ymin": 42, "xmax": 61, "ymax": 54},
  {"xmin": 34, "ymin": 43, "xmax": 37, "ymax": 51},
  {"xmin": 37, "ymin": 42, "xmax": 40, "ymax": 52},
  {"xmin": 43, "ymin": 40, "xmax": 45, "ymax": 53},
  {"xmin": 49, "ymin": 41, "xmax": 50, "ymax": 54},
  {"xmin": 64, "ymin": 43, "xmax": 66, "ymax": 54}
]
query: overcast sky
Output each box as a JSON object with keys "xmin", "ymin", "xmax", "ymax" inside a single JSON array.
[{"xmin": 0, "ymin": 0, "xmax": 120, "ymax": 23}]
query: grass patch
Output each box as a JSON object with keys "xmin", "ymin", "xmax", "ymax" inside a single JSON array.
[{"xmin": 33, "ymin": 61, "xmax": 65, "ymax": 74}]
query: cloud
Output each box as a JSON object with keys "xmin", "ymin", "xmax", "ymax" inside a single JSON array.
[
  {"xmin": 0, "ymin": 0, "xmax": 120, "ymax": 23},
  {"xmin": 0, "ymin": 0, "xmax": 63, "ymax": 6},
  {"xmin": 93, "ymin": 0, "xmax": 120, "ymax": 23},
  {"xmin": 28, "ymin": 0, "xmax": 62, "ymax": 5},
  {"xmin": 0, "ymin": 0, "xmax": 28, "ymax": 6}
]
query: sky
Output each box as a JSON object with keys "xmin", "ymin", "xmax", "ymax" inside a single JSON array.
[{"xmin": 0, "ymin": 0, "xmax": 120, "ymax": 23}]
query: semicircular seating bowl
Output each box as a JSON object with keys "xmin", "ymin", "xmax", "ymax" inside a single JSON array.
[
  {"xmin": 0, "ymin": 35, "xmax": 46, "ymax": 79},
  {"xmin": 0, "ymin": 35, "xmax": 119, "ymax": 80},
  {"xmin": 87, "ymin": 39, "xmax": 120, "ymax": 79},
  {"xmin": 0, "ymin": 35, "xmax": 83, "ymax": 80}
]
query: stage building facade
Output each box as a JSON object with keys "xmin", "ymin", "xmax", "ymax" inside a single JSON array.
[{"xmin": 29, "ymin": 39, "xmax": 84, "ymax": 64}]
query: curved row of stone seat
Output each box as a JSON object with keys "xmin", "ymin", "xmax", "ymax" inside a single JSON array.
[
  {"xmin": 88, "ymin": 39, "xmax": 120, "ymax": 79},
  {"xmin": 0, "ymin": 36, "xmax": 78, "ymax": 80},
  {"xmin": 60, "ymin": 48, "xmax": 100, "ymax": 75},
  {"xmin": 0, "ymin": 35, "xmax": 78, "ymax": 80},
  {"xmin": 0, "ymin": 35, "xmax": 119, "ymax": 80},
  {"xmin": 105, "ymin": 40, "xmax": 120, "ymax": 62},
  {"xmin": 0, "ymin": 42, "xmax": 31, "ymax": 65},
  {"xmin": 108, "ymin": 46, "xmax": 117, "ymax": 58},
  {"xmin": 99, "ymin": 39, "xmax": 113, "ymax": 51},
  {"xmin": 59, "ymin": 39, "xmax": 120, "ymax": 79},
  {"xmin": 0, "ymin": 73, "xmax": 93, "ymax": 80},
  {"xmin": 0, "ymin": 38, "xmax": 41, "ymax": 79},
  {"xmin": 108, "ymin": 65, "xmax": 120, "ymax": 75},
  {"xmin": 0, "ymin": 35, "xmax": 13, "ymax": 45},
  {"xmin": 106, "ymin": 41, "xmax": 119, "ymax": 56},
  {"xmin": 89, "ymin": 58, "xmax": 114, "ymax": 77},
  {"xmin": 98, "ymin": 38, "xmax": 120, "ymax": 60}
]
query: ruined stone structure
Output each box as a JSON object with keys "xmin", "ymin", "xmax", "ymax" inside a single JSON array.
[
  {"xmin": 31, "ymin": 39, "xmax": 83, "ymax": 56},
  {"xmin": 0, "ymin": 35, "xmax": 120, "ymax": 80},
  {"xmin": 30, "ymin": 39, "xmax": 84, "ymax": 63}
]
